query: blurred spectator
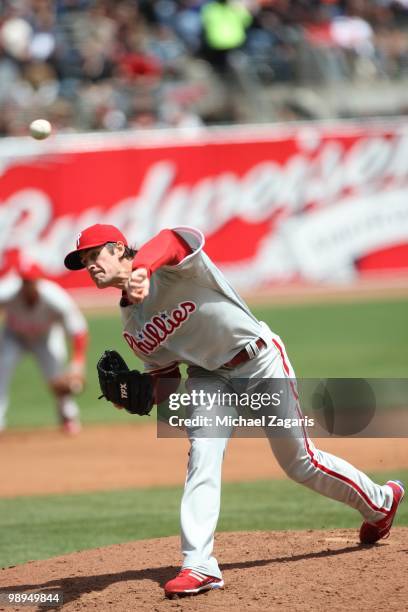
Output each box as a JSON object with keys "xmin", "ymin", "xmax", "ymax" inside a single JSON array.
[
  {"xmin": 200, "ymin": 0, "xmax": 252, "ymax": 73},
  {"xmin": 245, "ymin": 7, "xmax": 297, "ymax": 83},
  {"xmin": 172, "ymin": 1, "xmax": 204, "ymax": 53}
]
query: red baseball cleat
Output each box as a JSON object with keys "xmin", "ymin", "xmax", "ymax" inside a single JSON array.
[
  {"xmin": 164, "ymin": 569, "xmax": 224, "ymax": 597},
  {"xmin": 360, "ymin": 480, "xmax": 405, "ymax": 545},
  {"xmin": 61, "ymin": 418, "xmax": 81, "ymax": 436}
]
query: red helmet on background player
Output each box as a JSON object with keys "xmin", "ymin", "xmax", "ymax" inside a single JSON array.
[{"xmin": 16, "ymin": 256, "xmax": 43, "ymax": 281}]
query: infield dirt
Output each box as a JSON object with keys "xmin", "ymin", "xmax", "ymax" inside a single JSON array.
[{"xmin": 1, "ymin": 423, "xmax": 407, "ymax": 497}]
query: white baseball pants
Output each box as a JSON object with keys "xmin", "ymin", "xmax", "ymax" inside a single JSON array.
[
  {"xmin": 180, "ymin": 324, "xmax": 394, "ymax": 579},
  {"xmin": 0, "ymin": 326, "xmax": 79, "ymax": 429}
]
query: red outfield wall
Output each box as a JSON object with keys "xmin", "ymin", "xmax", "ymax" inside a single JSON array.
[{"xmin": 0, "ymin": 121, "xmax": 407, "ymax": 293}]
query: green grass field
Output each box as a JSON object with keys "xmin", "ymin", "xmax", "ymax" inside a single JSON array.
[
  {"xmin": 1, "ymin": 469, "xmax": 407, "ymax": 569},
  {"xmin": 1, "ymin": 298, "xmax": 407, "ymax": 570},
  {"xmin": 6, "ymin": 299, "xmax": 408, "ymax": 429}
]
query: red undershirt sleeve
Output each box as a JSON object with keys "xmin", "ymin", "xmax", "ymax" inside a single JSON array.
[
  {"xmin": 132, "ymin": 229, "xmax": 193, "ymax": 277},
  {"xmin": 71, "ymin": 331, "xmax": 88, "ymax": 366}
]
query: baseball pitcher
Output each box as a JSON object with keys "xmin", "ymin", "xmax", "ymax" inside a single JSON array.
[{"xmin": 64, "ymin": 224, "xmax": 404, "ymax": 597}]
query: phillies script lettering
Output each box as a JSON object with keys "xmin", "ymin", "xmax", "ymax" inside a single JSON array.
[{"xmin": 123, "ymin": 301, "xmax": 196, "ymax": 355}]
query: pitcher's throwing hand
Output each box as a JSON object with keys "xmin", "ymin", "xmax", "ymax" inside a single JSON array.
[{"xmin": 126, "ymin": 267, "xmax": 150, "ymax": 303}]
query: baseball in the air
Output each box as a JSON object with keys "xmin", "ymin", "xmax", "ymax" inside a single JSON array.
[{"xmin": 29, "ymin": 119, "xmax": 52, "ymax": 140}]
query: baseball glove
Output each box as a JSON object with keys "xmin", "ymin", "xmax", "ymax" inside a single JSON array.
[{"xmin": 97, "ymin": 349, "xmax": 154, "ymax": 415}]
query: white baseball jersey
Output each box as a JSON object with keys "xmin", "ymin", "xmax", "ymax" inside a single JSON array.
[
  {"xmin": 121, "ymin": 227, "xmax": 269, "ymax": 371},
  {"xmin": 0, "ymin": 277, "xmax": 87, "ymax": 341},
  {"xmin": 117, "ymin": 227, "xmax": 394, "ymax": 583}
]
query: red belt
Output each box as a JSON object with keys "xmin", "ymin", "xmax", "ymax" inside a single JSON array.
[{"xmin": 223, "ymin": 337, "xmax": 267, "ymax": 369}]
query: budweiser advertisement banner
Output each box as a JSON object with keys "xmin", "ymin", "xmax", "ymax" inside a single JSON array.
[{"xmin": 0, "ymin": 122, "xmax": 407, "ymax": 293}]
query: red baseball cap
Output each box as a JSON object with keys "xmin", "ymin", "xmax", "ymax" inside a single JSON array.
[
  {"xmin": 17, "ymin": 258, "xmax": 43, "ymax": 281},
  {"xmin": 64, "ymin": 224, "xmax": 128, "ymax": 271}
]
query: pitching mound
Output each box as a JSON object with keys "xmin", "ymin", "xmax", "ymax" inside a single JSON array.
[{"xmin": 1, "ymin": 529, "xmax": 407, "ymax": 611}]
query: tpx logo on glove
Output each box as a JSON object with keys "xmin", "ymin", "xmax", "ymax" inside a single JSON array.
[{"xmin": 120, "ymin": 383, "xmax": 128, "ymax": 399}]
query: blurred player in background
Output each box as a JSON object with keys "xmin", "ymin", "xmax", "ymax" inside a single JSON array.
[{"xmin": 0, "ymin": 259, "xmax": 88, "ymax": 434}]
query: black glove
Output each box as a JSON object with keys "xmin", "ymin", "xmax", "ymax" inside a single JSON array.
[{"xmin": 97, "ymin": 350, "xmax": 154, "ymax": 415}]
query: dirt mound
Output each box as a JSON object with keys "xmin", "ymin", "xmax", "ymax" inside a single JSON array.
[{"xmin": 1, "ymin": 529, "xmax": 407, "ymax": 611}]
